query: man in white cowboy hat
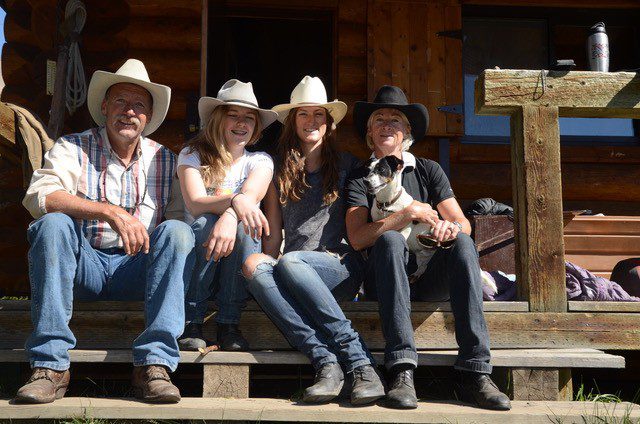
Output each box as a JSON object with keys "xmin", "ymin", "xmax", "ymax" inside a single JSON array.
[
  {"xmin": 345, "ymin": 85, "xmax": 511, "ymax": 410},
  {"xmin": 16, "ymin": 59, "xmax": 195, "ymax": 404}
]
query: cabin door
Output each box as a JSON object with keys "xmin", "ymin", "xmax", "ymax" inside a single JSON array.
[{"xmin": 204, "ymin": 4, "xmax": 336, "ymax": 151}]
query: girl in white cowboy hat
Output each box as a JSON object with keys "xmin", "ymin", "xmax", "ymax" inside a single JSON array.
[
  {"xmin": 242, "ymin": 76, "xmax": 385, "ymax": 405},
  {"xmin": 177, "ymin": 79, "xmax": 278, "ymax": 352}
]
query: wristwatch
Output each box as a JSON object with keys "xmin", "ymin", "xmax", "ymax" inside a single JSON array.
[{"xmin": 452, "ymin": 221, "xmax": 463, "ymax": 232}]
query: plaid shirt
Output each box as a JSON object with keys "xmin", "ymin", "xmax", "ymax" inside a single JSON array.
[{"xmin": 23, "ymin": 127, "xmax": 176, "ymax": 250}]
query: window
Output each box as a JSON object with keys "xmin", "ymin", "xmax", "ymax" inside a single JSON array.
[{"xmin": 462, "ymin": 6, "xmax": 640, "ymax": 144}]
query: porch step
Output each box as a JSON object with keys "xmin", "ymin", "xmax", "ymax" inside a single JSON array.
[
  {"xmin": 2, "ymin": 397, "xmax": 639, "ymax": 423},
  {"xmin": 0, "ymin": 348, "xmax": 625, "ymax": 368}
]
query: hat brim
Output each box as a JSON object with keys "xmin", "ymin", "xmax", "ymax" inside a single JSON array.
[
  {"xmin": 87, "ymin": 71, "xmax": 171, "ymax": 137},
  {"xmin": 353, "ymin": 101, "xmax": 429, "ymax": 141},
  {"xmin": 272, "ymin": 101, "xmax": 348, "ymax": 125},
  {"xmin": 198, "ymin": 97, "xmax": 278, "ymax": 130}
]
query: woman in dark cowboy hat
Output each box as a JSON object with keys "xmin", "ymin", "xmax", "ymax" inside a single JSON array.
[{"xmin": 344, "ymin": 85, "xmax": 511, "ymax": 411}]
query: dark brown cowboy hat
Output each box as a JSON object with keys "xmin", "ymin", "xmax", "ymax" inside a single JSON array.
[{"xmin": 353, "ymin": 85, "xmax": 429, "ymax": 141}]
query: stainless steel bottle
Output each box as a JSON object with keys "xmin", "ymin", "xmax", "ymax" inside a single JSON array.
[{"xmin": 587, "ymin": 22, "xmax": 609, "ymax": 72}]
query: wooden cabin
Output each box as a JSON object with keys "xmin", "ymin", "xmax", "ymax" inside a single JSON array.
[
  {"xmin": 1, "ymin": 0, "xmax": 639, "ymax": 295},
  {"xmin": 0, "ymin": 0, "xmax": 640, "ymax": 412}
]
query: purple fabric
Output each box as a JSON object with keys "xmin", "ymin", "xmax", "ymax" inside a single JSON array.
[
  {"xmin": 565, "ymin": 261, "xmax": 640, "ymax": 302},
  {"xmin": 481, "ymin": 271, "xmax": 517, "ymax": 301}
]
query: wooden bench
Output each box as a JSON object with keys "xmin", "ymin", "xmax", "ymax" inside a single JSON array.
[{"xmin": 0, "ymin": 300, "xmax": 628, "ymax": 402}]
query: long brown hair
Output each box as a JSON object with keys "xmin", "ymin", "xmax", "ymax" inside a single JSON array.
[
  {"xmin": 276, "ymin": 108, "xmax": 340, "ymax": 205},
  {"xmin": 185, "ymin": 105, "xmax": 263, "ymax": 187}
]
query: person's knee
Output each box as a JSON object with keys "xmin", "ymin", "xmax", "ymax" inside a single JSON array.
[
  {"xmin": 154, "ymin": 220, "xmax": 195, "ymax": 253},
  {"xmin": 242, "ymin": 253, "xmax": 276, "ymax": 281},
  {"xmin": 191, "ymin": 213, "xmax": 219, "ymax": 241},
  {"xmin": 28, "ymin": 212, "xmax": 76, "ymax": 243},
  {"xmin": 453, "ymin": 233, "xmax": 478, "ymax": 258},
  {"xmin": 373, "ymin": 230, "xmax": 407, "ymax": 251}
]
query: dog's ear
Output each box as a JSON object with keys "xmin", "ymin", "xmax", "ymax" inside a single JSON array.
[{"xmin": 384, "ymin": 155, "xmax": 405, "ymax": 172}]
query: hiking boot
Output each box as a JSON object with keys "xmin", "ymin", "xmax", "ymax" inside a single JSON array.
[
  {"xmin": 460, "ymin": 372, "xmax": 511, "ymax": 411},
  {"xmin": 15, "ymin": 368, "xmax": 70, "ymax": 404},
  {"xmin": 302, "ymin": 362, "xmax": 344, "ymax": 403},
  {"xmin": 178, "ymin": 322, "xmax": 207, "ymax": 351},
  {"xmin": 132, "ymin": 365, "xmax": 181, "ymax": 403},
  {"xmin": 350, "ymin": 364, "xmax": 385, "ymax": 405},
  {"xmin": 217, "ymin": 323, "xmax": 249, "ymax": 351},
  {"xmin": 386, "ymin": 368, "xmax": 418, "ymax": 409}
]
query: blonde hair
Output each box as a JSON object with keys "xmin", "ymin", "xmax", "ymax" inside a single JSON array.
[
  {"xmin": 276, "ymin": 108, "xmax": 340, "ymax": 206},
  {"xmin": 365, "ymin": 109, "xmax": 414, "ymax": 152},
  {"xmin": 185, "ymin": 105, "xmax": 263, "ymax": 187}
]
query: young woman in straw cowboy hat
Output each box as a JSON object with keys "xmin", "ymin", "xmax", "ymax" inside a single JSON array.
[
  {"xmin": 177, "ymin": 79, "xmax": 278, "ymax": 352},
  {"xmin": 242, "ymin": 76, "xmax": 385, "ymax": 406}
]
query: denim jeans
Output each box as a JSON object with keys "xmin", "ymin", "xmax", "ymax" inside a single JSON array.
[
  {"xmin": 186, "ymin": 214, "xmax": 260, "ymax": 325},
  {"xmin": 364, "ymin": 230, "xmax": 492, "ymax": 374},
  {"xmin": 26, "ymin": 212, "xmax": 195, "ymax": 372},
  {"xmin": 246, "ymin": 250, "xmax": 372, "ymax": 372}
]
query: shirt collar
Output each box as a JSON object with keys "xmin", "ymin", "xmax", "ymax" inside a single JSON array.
[{"xmin": 369, "ymin": 151, "xmax": 416, "ymax": 171}]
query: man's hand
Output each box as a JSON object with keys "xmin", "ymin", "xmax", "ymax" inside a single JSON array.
[
  {"xmin": 406, "ymin": 200, "xmax": 439, "ymax": 227},
  {"xmin": 231, "ymin": 193, "xmax": 270, "ymax": 240},
  {"xmin": 430, "ymin": 219, "xmax": 460, "ymax": 242},
  {"xmin": 105, "ymin": 205, "xmax": 150, "ymax": 255},
  {"xmin": 203, "ymin": 211, "xmax": 238, "ymax": 262}
]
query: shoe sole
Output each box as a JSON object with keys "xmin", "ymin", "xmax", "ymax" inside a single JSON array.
[
  {"xmin": 133, "ymin": 387, "xmax": 181, "ymax": 404},
  {"xmin": 350, "ymin": 392, "xmax": 386, "ymax": 406},
  {"xmin": 385, "ymin": 399, "xmax": 418, "ymax": 409}
]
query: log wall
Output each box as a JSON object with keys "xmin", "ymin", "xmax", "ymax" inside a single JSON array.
[{"xmin": 0, "ymin": 0, "xmax": 638, "ymax": 295}]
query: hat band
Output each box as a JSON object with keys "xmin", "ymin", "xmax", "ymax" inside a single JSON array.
[{"xmin": 223, "ymin": 98, "xmax": 259, "ymax": 108}]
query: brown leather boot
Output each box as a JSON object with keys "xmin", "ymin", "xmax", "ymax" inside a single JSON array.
[
  {"xmin": 132, "ymin": 365, "xmax": 181, "ymax": 403},
  {"xmin": 15, "ymin": 368, "xmax": 70, "ymax": 404}
]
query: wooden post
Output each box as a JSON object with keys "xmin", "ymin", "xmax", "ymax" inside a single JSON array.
[
  {"xmin": 511, "ymin": 368, "xmax": 573, "ymax": 401},
  {"xmin": 510, "ymin": 105, "xmax": 566, "ymax": 312},
  {"xmin": 203, "ymin": 364, "xmax": 249, "ymax": 398}
]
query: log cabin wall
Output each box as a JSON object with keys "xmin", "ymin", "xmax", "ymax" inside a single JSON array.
[{"xmin": 0, "ymin": 0, "xmax": 639, "ymax": 295}]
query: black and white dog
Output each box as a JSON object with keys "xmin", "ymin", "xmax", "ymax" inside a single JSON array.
[{"xmin": 364, "ymin": 155, "xmax": 435, "ymax": 281}]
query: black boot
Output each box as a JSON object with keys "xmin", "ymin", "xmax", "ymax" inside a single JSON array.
[
  {"xmin": 178, "ymin": 323, "xmax": 206, "ymax": 351},
  {"xmin": 217, "ymin": 323, "xmax": 249, "ymax": 351},
  {"xmin": 460, "ymin": 372, "xmax": 511, "ymax": 411},
  {"xmin": 302, "ymin": 362, "xmax": 344, "ymax": 403},
  {"xmin": 386, "ymin": 366, "xmax": 417, "ymax": 409},
  {"xmin": 350, "ymin": 365, "xmax": 385, "ymax": 405}
]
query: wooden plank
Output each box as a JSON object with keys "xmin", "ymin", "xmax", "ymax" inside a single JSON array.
[
  {"xmin": 0, "ymin": 300, "xmax": 529, "ymax": 312},
  {"xmin": 568, "ymin": 301, "xmax": 640, "ymax": 312},
  {"xmin": 476, "ymin": 70, "xmax": 640, "ymax": 119},
  {"xmin": 564, "ymin": 234, "xmax": 640, "ymax": 254},
  {"xmin": 0, "ymin": 348, "xmax": 624, "ymax": 368},
  {"xmin": 511, "ymin": 105, "xmax": 566, "ymax": 312},
  {"xmin": 203, "ymin": 364, "xmax": 249, "ymax": 398},
  {"xmin": 565, "ymin": 254, "xmax": 633, "ymax": 272},
  {"xmin": 558, "ymin": 369, "xmax": 573, "ymax": 402},
  {"xmin": 367, "ymin": 0, "xmax": 392, "ymax": 100},
  {"xmin": 564, "ymin": 216, "xmax": 640, "ymax": 235},
  {"xmin": 444, "ymin": 4, "xmax": 463, "ymax": 135},
  {"xmin": 1, "ymin": 397, "xmax": 639, "ymax": 423},
  {"xmin": 1, "ymin": 310, "xmax": 640, "ymax": 350},
  {"xmin": 200, "ymin": 0, "xmax": 207, "ymax": 98},
  {"xmin": 463, "ymin": 0, "xmax": 640, "ymax": 8},
  {"xmin": 425, "ymin": 2, "xmax": 446, "ymax": 136}
]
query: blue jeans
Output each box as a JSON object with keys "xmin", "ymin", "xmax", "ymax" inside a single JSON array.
[
  {"xmin": 26, "ymin": 212, "xmax": 195, "ymax": 372},
  {"xmin": 186, "ymin": 214, "xmax": 260, "ymax": 325},
  {"xmin": 246, "ymin": 249, "xmax": 372, "ymax": 372},
  {"xmin": 364, "ymin": 230, "xmax": 492, "ymax": 374}
]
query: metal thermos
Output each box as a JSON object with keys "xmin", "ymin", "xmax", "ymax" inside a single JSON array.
[{"xmin": 587, "ymin": 22, "xmax": 609, "ymax": 72}]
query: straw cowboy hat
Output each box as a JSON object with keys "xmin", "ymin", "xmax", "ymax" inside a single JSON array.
[
  {"xmin": 198, "ymin": 79, "xmax": 278, "ymax": 129},
  {"xmin": 87, "ymin": 58, "xmax": 171, "ymax": 137},
  {"xmin": 353, "ymin": 85, "xmax": 429, "ymax": 141},
  {"xmin": 272, "ymin": 76, "xmax": 347, "ymax": 124}
]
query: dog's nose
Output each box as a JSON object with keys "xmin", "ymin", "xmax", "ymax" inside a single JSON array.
[{"xmin": 364, "ymin": 179, "xmax": 372, "ymax": 189}]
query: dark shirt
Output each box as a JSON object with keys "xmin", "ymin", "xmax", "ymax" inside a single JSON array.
[
  {"xmin": 277, "ymin": 152, "xmax": 361, "ymax": 254},
  {"xmin": 345, "ymin": 152, "xmax": 455, "ymax": 221}
]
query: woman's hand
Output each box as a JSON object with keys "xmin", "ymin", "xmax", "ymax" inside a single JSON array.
[
  {"xmin": 203, "ymin": 211, "xmax": 238, "ymax": 261},
  {"xmin": 406, "ymin": 200, "xmax": 439, "ymax": 227},
  {"xmin": 231, "ymin": 193, "xmax": 270, "ymax": 240}
]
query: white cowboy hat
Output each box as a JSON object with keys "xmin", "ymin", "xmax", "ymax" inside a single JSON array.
[
  {"xmin": 87, "ymin": 58, "xmax": 171, "ymax": 137},
  {"xmin": 272, "ymin": 76, "xmax": 347, "ymax": 124},
  {"xmin": 198, "ymin": 79, "xmax": 278, "ymax": 129}
]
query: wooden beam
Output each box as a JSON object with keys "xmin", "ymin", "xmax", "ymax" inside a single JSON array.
[
  {"xmin": 476, "ymin": 69, "xmax": 640, "ymax": 119},
  {"xmin": 203, "ymin": 364, "xmax": 249, "ymax": 398},
  {"xmin": 510, "ymin": 105, "xmax": 566, "ymax": 312}
]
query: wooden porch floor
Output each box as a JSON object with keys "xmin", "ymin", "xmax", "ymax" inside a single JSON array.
[{"xmin": 1, "ymin": 397, "xmax": 639, "ymax": 423}]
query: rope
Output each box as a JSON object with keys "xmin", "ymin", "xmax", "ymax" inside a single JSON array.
[{"xmin": 64, "ymin": 0, "xmax": 87, "ymax": 115}]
